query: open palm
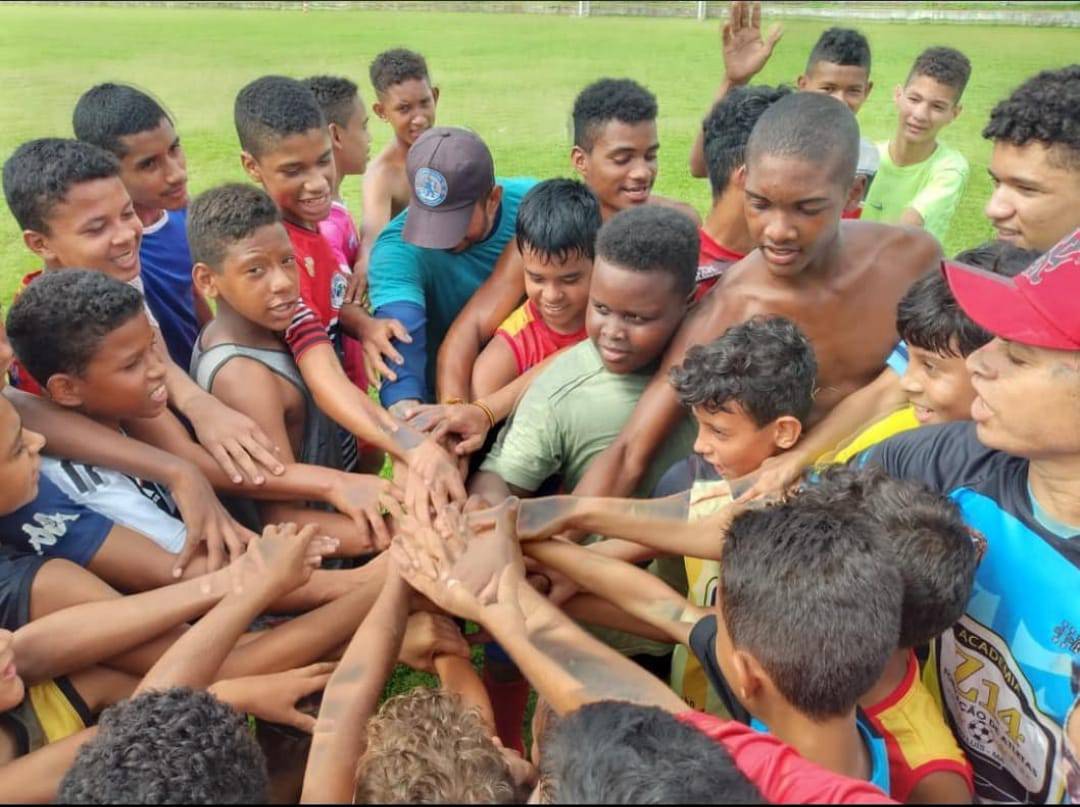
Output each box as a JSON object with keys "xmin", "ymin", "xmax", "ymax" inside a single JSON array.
[{"xmin": 722, "ymin": 1, "xmax": 783, "ymax": 85}]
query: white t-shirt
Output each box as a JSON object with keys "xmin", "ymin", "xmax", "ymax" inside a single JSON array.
[{"xmin": 40, "ymin": 456, "xmax": 186, "ymax": 554}]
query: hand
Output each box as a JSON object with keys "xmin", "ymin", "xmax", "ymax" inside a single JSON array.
[
  {"xmin": 403, "ymin": 438, "xmax": 468, "ymax": 525},
  {"xmin": 167, "ymin": 461, "xmax": 259, "ymax": 576},
  {"xmin": 732, "ymin": 451, "xmax": 807, "ymax": 504},
  {"xmin": 527, "ymin": 558, "xmax": 580, "ymax": 608},
  {"xmin": 355, "ymin": 310, "xmax": 412, "ymax": 384},
  {"xmin": 722, "ymin": 1, "xmax": 783, "ymax": 86},
  {"xmin": 211, "ymin": 662, "xmax": 336, "ymax": 732},
  {"xmin": 343, "ymin": 257, "xmax": 368, "ymax": 306},
  {"xmin": 404, "ymin": 403, "xmax": 491, "ymax": 456},
  {"xmin": 514, "ymin": 496, "xmax": 580, "ymax": 541},
  {"xmin": 326, "ymin": 473, "xmax": 405, "ymax": 551},
  {"xmin": 184, "ymin": 392, "xmax": 285, "ymax": 485},
  {"xmin": 390, "ymin": 500, "xmax": 526, "ymax": 627},
  {"xmin": 232, "ymin": 522, "xmax": 338, "ymax": 599},
  {"xmin": 397, "ymin": 612, "xmax": 471, "ymax": 673}
]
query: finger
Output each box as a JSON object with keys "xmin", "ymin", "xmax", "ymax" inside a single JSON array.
[
  {"xmin": 285, "ymin": 710, "xmax": 318, "ymax": 733},
  {"xmin": 389, "ymin": 320, "xmax": 413, "ymax": 343},
  {"xmin": 380, "ymin": 493, "xmax": 406, "ymax": 521},
  {"xmin": 173, "ymin": 536, "xmax": 200, "ymax": 579},
  {"xmin": 225, "ymin": 438, "xmax": 264, "ymax": 486},
  {"xmin": 368, "ymin": 353, "xmax": 398, "ymax": 383},
  {"xmin": 295, "ymin": 522, "xmax": 321, "ymax": 552},
  {"xmin": 210, "ymin": 444, "xmax": 244, "ymax": 485},
  {"xmin": 374, "ymin": 335, "xmax": 405, "ymax": 366},
  {"xmin": 368, "ymin": 508, "xmax": 391, "ymax": 549},
  {"xmin": 297, "ymin": 660, "xmax": 338, "ymax": 677},
  {"xmin": 239, "ymin": 433, "xmax": 286, "ymax": 477},
  {"xmin": 219, "ymin": 518, "xmax": 248, "ymax": 563},
  {"xmin": 299, "ymin": 672, "xmax": 335, "ymax": 695},
  {"xmin": 766, "ymin": 22, "xmax": 783, "ymax": 48},
  {"xmin": 444, "ymin": 467, "xmax": 468, "ymax": 504},
  {"xmin": 455, "ymin": 432, "xmax": 485, "ymax": 455},
  {"xmin": 432, "ymin": 633, "xmax": 471, "ymax": 659},
  {"xmin": 390, "ymin": 537, "xmax": 418, "ymax": 573},
  {"xmin": 750, "ymin": 0, "xmax": 760, "ymax": 31}
]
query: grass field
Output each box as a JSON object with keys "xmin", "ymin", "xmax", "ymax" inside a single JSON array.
[{"xmin": 1, "ymin": 4, "xmax": 1078, "ymax": 305}]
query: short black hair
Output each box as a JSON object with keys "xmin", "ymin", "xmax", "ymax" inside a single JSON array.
[
  {"xmin": 6, "ymin": 270, "xmax": 144, "ymax": 384},
  {"xmin": 983, "ymin": 65, "xmax": 1080, "ymax": 169},
  {"xmin": 703, "ymin": 84, "xmax": 793, "ymax": 197},
  {"xmin": 572, "ymin": 78, "xmax": 657, "ymax": 151},
  {"xmin": 72, "ymin": 83, "xmax": 171, "ymax": 157},
  {"xmin": 721, "ymin": 498, "xmax": 902, "ymax": 720},
  {"xmin": 2, "ymin": 138, "xmax": 120, "ymax": 233},
  {"xmin": 188, "ymin": 183, "xmax": 282, "ymax": 270},
  {"xmin": 234, "ymin": 75, "xmax": 326, "ymax": 158},
  {"xmin": 745, "ymin": 92, "xmax": 859, "ymax": 187},
  {"xmin": 898, "ymin": 242, "xmax": 1039, "ymax": 359},
  {"xmin": 907, "ymin": 46, "xmax": 972, "ymax": 101},
  {"xmin": 670, "ymin": 316, "xmax": 816, "ymax": 427},
  {"xmin": 797, "ymin": 465, "xmax": 978, "ymax": 649},
  {"xmin": 595, "ymin": 206, "xmax": 698, "ymax": 297},
  {"xmin": 301, "ymin": 75, "xmax": 360, "ymax": 128},
  {"xmin": 369, "ymin": 48, "xmax": 431, "ymax": 94},
  {"xmin": 806, "ymin": 27, "xmax": 872, "ymax": 73},
  {"xmin": 515, "ymin": 178, "xmax": 601, "ymax": 263},
  {"xmin": 58, "ymin": 688, "xmax": 268, "ymax": 803},
  {"xmin": 540, "ymin": 701, "xmax": 762, "ymax": 803}
]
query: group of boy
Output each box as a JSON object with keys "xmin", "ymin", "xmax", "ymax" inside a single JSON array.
[{"xmin": 0, "ymin": 0, "xmax": 1077, "ymax": 802}]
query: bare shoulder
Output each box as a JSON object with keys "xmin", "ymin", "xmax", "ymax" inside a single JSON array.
[
  {"xmin": 648, "ymin": 194, "xmax": 703, "ymax": 226},
  {"xmin": 845, "ymin": 220, "xmax": 942, "ymax": 278},
  {"xmin": 210, "ymin": 354, "xmax": 285, "ymax": 402}
]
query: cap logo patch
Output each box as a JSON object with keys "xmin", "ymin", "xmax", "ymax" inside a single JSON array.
[
  {"xmin": 1025, "ymin": 228, "xmax": 1080, "ymax": 286},
  {"xmin": 415, "ymin": 167, "xmax": 449, "ymax": 208}
]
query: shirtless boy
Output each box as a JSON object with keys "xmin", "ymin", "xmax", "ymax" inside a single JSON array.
[{"xmin": 573, "ymin": 92, "xmax": 940, "ymax": 498}]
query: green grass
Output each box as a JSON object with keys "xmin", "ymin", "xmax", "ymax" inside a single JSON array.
[{"xmin": 1, "ymin": 5, "xmax": 1078, "ymax": 305}]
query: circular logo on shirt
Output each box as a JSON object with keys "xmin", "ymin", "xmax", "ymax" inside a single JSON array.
[
  {"xmin": 331, "ymin": 272, "xmax": 347, "ymax": 310},
  {"xmin": 414, "ymin": 167, "xmax": 449, "ymax": 208}
]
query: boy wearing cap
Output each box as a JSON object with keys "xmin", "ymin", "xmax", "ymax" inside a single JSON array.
[
  {"xmin": 366, "ymin": 126, "xmax": 536, "ymax": 414},
  {"xmin": 858, "ymin": 228, "xmax": 1080, "ymax": 804}
]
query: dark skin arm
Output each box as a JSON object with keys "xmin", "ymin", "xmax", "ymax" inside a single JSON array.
[{"xmin": 436, "ymin": 239, "xmax": 526, "ymax": 403}]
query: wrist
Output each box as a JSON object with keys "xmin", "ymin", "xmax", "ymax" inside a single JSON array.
[{"xmin": 161, "ymin": 455, "xmax": 201, "ymax": 491}]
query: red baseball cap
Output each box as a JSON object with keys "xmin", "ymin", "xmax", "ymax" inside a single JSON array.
[
  {"xmin": 943, "ymin": 228, "xmax": 1080, "ymax": 351},
  {"xmin": 403, "ymin": 127, "xmax": 495, "ymax": 250}
]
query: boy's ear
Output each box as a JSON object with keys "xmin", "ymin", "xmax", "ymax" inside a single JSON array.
[
  {"xmin": 864, "ymin": 79, "xmax": 875, "ymax": 100},
  {"xmin": 191, "ymin": 262, "xmax": 219, "ymax": 300},
  {"xmin": 734, "ymin": 164, "xmax": 748, "ymax": 190},
  {"xmin": 771, "ymin": 415, "xmax": 803, "ymax": 451},
  {"xmin": 22, "ymin": 230, "xmax": 57, "ymax": 264},
  {"xmin": 240, "ymin": 151, "xmax": 263, "ymax": 185},
  {"xmin": 431, "ymin": 85, "xmax": 441, "ymax": 106},
  {"xmin": 44, "ymin": 374, "xmax": 83, "ymax": 408},
  {"xmin": 570, "ymin": 145, "xmax": 589, "ymax": 178},
  {"xmin": 844, "ymin": 174, "xmax": 864, "ymax": 213},
  {"xmin": 950, "ymin": 101, "xmax": 963, "ymax": 122},
  {"xmin": 730, "ymin": 648, "xmax": 766, "ymax": 705},
  {"xmin": 486, "ymin": 183, "xmax": 504, "ymax": 216},
  {"xmin": 371, "ymin": 99, "xmax": 386, "ymax": 121},
  {"xmin": 893, "ymin": 83, "xmax": 904, "ymax": 106},
  {"xmin": 327, "ymin": 122, "xmax": 344, "ymax": 151}
]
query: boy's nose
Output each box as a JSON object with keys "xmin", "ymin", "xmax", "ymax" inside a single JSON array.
[{"xmin": 984, "ymin": 188, "xmax": 1013, "ymax": 223}]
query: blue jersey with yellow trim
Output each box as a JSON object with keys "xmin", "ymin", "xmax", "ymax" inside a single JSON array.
[{"xmin": 859, "ymin": 421, "xmax": 1078, "ymax": 803}]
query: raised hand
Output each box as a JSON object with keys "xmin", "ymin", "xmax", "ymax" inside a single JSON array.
[
  {"xmin": 401, "ymin": 436, "xmax": 468, "ymax": 525},
  {"xmin": 355, "ymin": 311, "xmax": 412, "ymax": 384},
  {"xmin": 185, "ymin": 393, "xmax": 284, "ymax": 486},
  {"xmin": 230, "ymin": 522, "xmax": 338, "ymax": 598},
  {"xmin": 326, "ymin": 473, "xmax": 405, "ymax": 551},
  {"xmin": 212, "ymin": 662, "xmax": 336, "ymax": 732},
  {"xmin": 722, "ymin": 0, "xmax": 783, "ymax": 86},
  {"xmin": 397, "ymin": 612, "xmax": 471, "ymax": 673},
  {"xmin": 404, "ymin": 402, "xmax": 491, "ymax": 456}
]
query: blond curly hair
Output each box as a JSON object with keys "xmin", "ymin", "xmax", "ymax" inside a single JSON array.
[{"xmin": 354, "ymin": 687, "xmax": 516, "ymax": 804}]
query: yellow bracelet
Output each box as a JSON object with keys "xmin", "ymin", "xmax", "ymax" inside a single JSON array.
[
  {"xmin": 471, "ymin": 399, "xmax": 497, "ymax": 430},
  {"xmin": 443, "ymin": 397, "xmax": 466, "ymax": 406}
]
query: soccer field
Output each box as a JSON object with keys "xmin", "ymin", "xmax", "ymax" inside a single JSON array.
[{"xmin": 1, "ymin": 4, "xmax": 1077, "ymax": 305}]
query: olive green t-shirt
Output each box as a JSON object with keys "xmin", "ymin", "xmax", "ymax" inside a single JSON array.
[
  {"xmin": 862, "ymin": 140, "xmax": 969, "ymax": 243},
  {"xmin": 481, "ymin": 338, "xmax": 696, "ymax": 656}
]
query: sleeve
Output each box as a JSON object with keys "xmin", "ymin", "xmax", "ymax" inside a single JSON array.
[
  {"xmin": 651, "ymin": 457, "xmax": 696, "ymax": 498},
  {"xmin": 478, "ymin": 383, "xmax": 562, "ymax": 492},
  {"xmin": 367, "ymin": 229, "xmax": 426, "ymax": 311},
  {"xmin": 885, "ymin": 341, "xmax": 908, "ymax": 376},
  {"xmin": 0, "ymin": 547, "xmax": 46, "ymax": 632},
  {"xmin": 909, "ymin": 153, "xmax": 969, "ymax": 242},
  {"xmin": 0, "ymin": 475, "xmax": 112, "ymax": 566},
  {"xmin": 374, "ymin": 301, "xmax": 429, "ymax": 406},
  {"xmin": 854, "ymin": 421, "xmax": 985, "ymax": 494},
  {"xmin": 283, "ymin": 300, "xmax": 332, "ymax": 361}
]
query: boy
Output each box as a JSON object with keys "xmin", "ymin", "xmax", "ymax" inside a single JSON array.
[
  {"xmin": 797, "ymin": 466, "xmax": 977, "ymax": 803},
  {"xmin": 472, "ymin": 178, "xmax": 599, "ymax": 398},
  {"xmin": 571, "ymin": 92, "xmax": 940, "ymax": 504},
  {"xmin": 689, "ymin": 4, "xmax": 877, "ymax": 202},
  {"xmin": 1, "ymin": 138, "xmax": 282, "ymax": 504},
  {"xmin": 863, "ymin": 47, "xmax": 971, "ymax": 242},
  {"xmin": 363, "ymin": 48, "xmax": 439, "ymax": 262},
  {"xmin": 234, "ymin": 76, "xmax": 466, "ymax": 517},
  {"xmin": 73, "ymin": 82, "xmax": 208, "ymax": 368}
]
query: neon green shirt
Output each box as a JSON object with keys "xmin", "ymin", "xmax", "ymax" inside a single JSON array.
[{"xmin": 863, "ymin": 140, "xmax": 969, "ymax": 243}]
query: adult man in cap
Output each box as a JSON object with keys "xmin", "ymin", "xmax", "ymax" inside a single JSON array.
[
  {"xmin": 366, "ymin": 126, "xmax": 535, "ymax": 414},
  {"xmin": 859, "ymin": 229, "xmax": 1080, "ymax": 804}
]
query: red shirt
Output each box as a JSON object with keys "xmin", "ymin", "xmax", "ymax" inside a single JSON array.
[
  {"xmin": 283, "ymin": 220, "xmax": 347, "ymax": 336},
  {"xmin": 678, "ymin": 711, "xmax": 896, "ymax": 804},
  {"xmin": 494, "ymin": 299, "xmax": 587, "ymax": 375},
  {"xmin": 8, "ymin": 272, "xmax": 45, "ymax": 395},
  {"xmin": 694, "ymin": 229, "xmax": 745, "ymax": 303}
]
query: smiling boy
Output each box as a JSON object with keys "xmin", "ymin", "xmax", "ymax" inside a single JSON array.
[{"xmin": 862, "ymin": 47, "xmax": 971, "ymax": 242}]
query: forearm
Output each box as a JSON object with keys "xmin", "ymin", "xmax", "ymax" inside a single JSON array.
[
  {"xmin": 302, "ymin": 571, "xmax": 410, "ymax": 804},
  {"xmin": 468, "ymin": 471, "xmax": 514, "ymax": 507},
  {"xmin": 490, "ymin": 584, "xmax": 687, "ymax": 715},
  {"xmin": 689, "ymin": 77, "xmax": 734, "ymax": 178},
  {"xmin": 806, "ymin": 369, "xmax": 907, "ymax": 465},
  {"xmin": 524, "ymin": 540, "xmax": 692, "ymax": 644},
  {"xmin": 163, "ymin": 354, "xmax": 211, "ymax": 417},
  {"xmin": 434, "ymin": 654, "xmax": 495, "ymax": 734},
  {"xmin": 479, "ymin": 355, "xmax": 557, "ymax": 423},
  {"xmin": 0, "ymin": 726, "xmax": 98, "ymax": 803},
  {"xmin": 563, "ymin": 593, "xmax": 679, "ymax": 643},
  {"xmin": 14, "ymin": 569, "xmax": 229, "ymax": 685},
  {"xmin": 437, "ymin": 320, "xmax": 483, "ymax": 404},
  {"xmin": 258, "ymin": 503, "xmax": 371, "ymax": 556}
]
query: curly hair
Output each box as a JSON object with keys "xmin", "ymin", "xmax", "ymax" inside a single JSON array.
[
  {"xmin": 57, "ymin": 688, "xmax": 268, "ymax": 803},
  {"xmin": 369, "ymin": 48, "xmax": 431, "ymax": 94},
  {"xmin": 6, "ymin": 270, "xmax": 143, "ymax": 385},
  {"xmin": 73, "ymin": 83, "xmax": 171, "ymax": 157},
  {"xmin": 806, "ymin": 27, "xmax": 871, "ymax": 72},
  {"xmin": 703, "ymin": 84, "xmax": 792, "ymax": 197},
  {"xmin": 595, "ymin": 205, "xmax": 698, "ymax": 296},
  {"xmin": 670, "ymin": 316, "xmax": 816, "ymax": 426},
  {"xmin": 301, "ymin": 75, "xmax": 360, "ymax": 128},
  {"xmin": 355, "ymin": 687, "xmax": 517, "ymax": 803},
  {"xmin": 2, "ymin": 138, "xmax": 120, "ymax": 233},
  {"xmin": 983, "ymin": 65, "xmax": 1080, "ymax": 169},
  {"xmin": 907, "ymin": 46, "xmax": 971, "ymax": 101},
  {"xmin": 572, "ymin": 78, "xmax": 657, "ymax": 151},
  {"xmin": 187, "ymin": 183, "xmax": 282, "ymax": 270},
  {"xmin": 234, "ymin": 75, "xmax": 325, "ymax": 158}
]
